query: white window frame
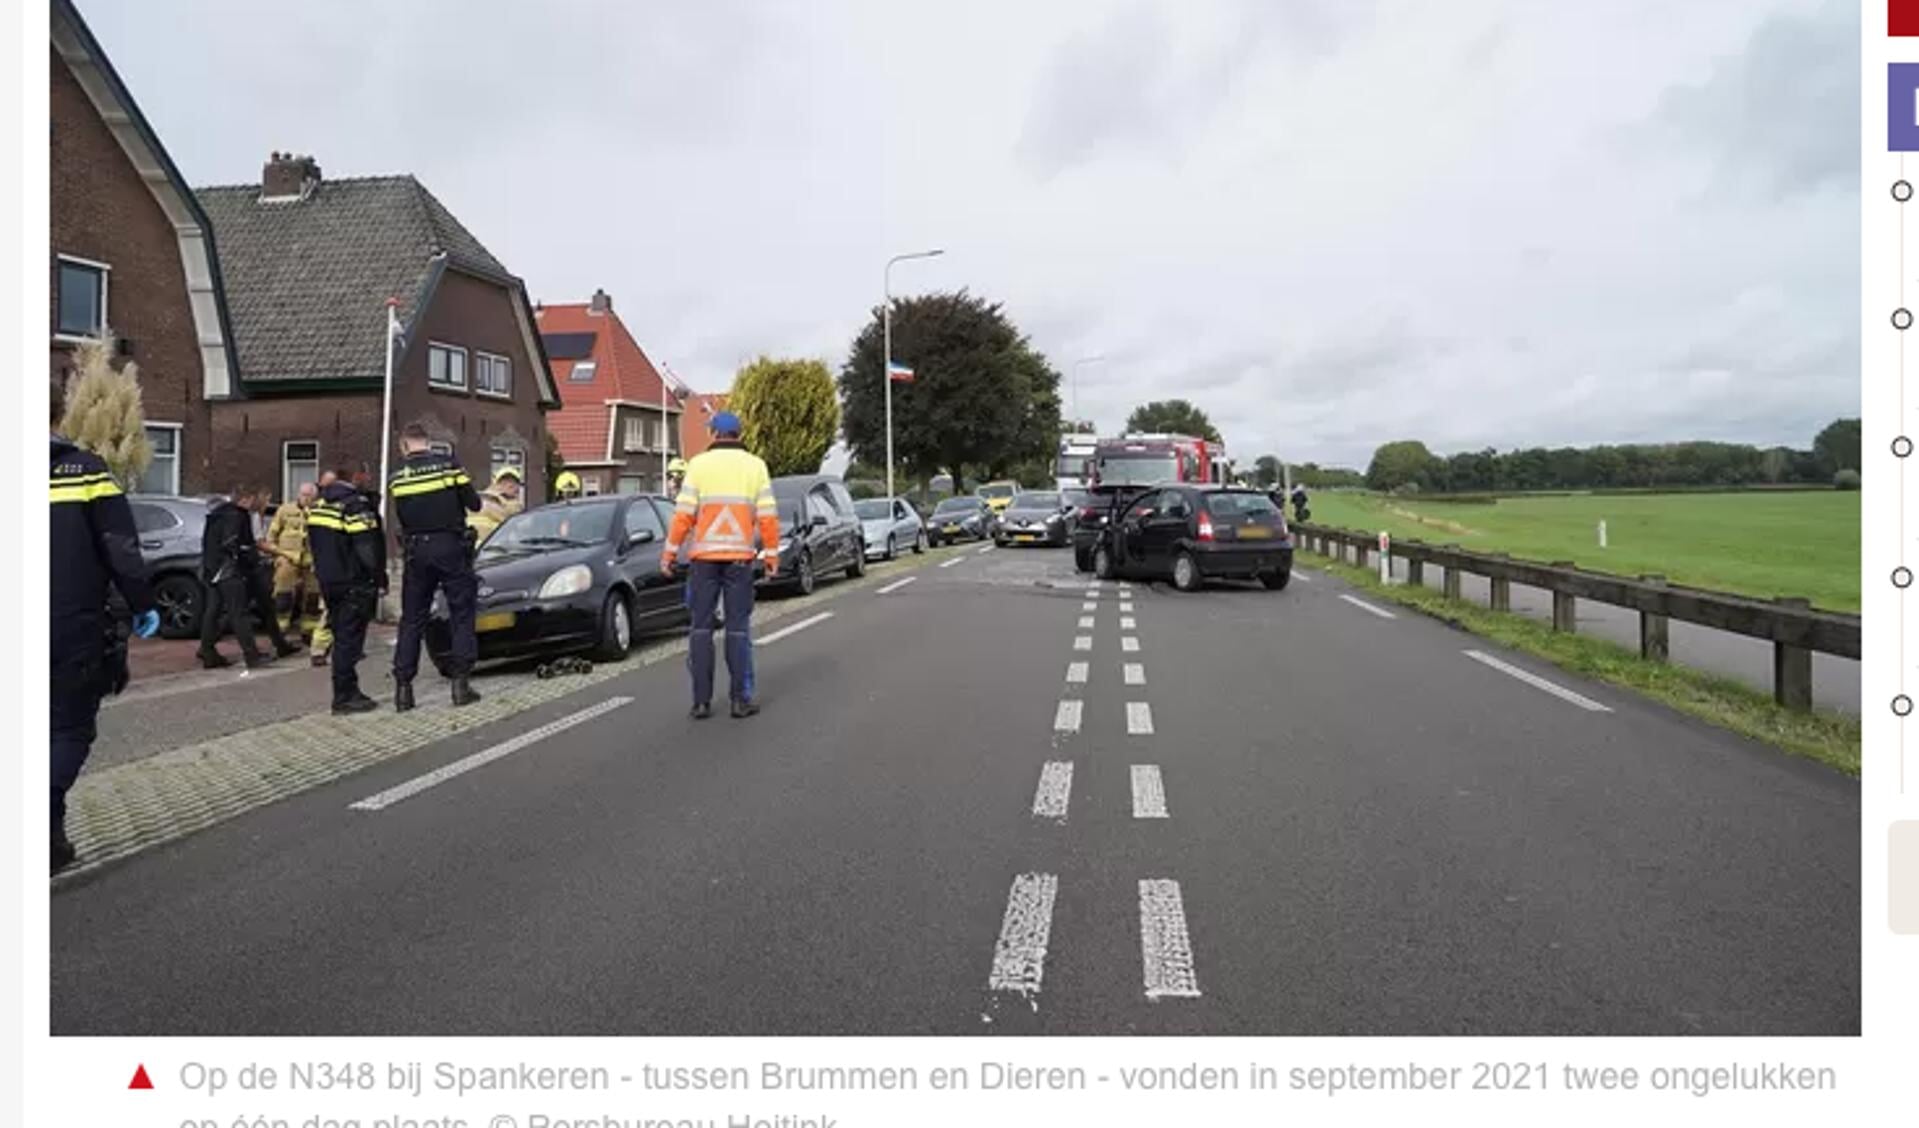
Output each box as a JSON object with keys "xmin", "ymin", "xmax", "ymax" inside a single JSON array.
[
  {"xmin": 623, "ymin": 415, "xmax": 647, "ymax": 453},
  {"xmin": 140, "ymin": 421, "xmax": 182, "ymax": 495},
  {"xmin": 475, "ymin": 350, "xmax": 512, "ymax": 399},
  {"xmin": 427, "ymin": 341, "xmax": 468, "ymax": 390},
  {"xmin": 282, "ymin": 439, "xmax": 321, "ymax": 502},
  {"xmin": 582, "ymin": 475, "xmax": 602, "ymax": 497},
  {"xmin": 54, "ymin": 254, "xmax": 111, "ymax": 343},
  {"xmin": 489, "ymin": 442, "xmax": 525, "ymax": 482},
  {"xmin": 427, "ymin": 440, "xmax": 455, "ymax": 457}
]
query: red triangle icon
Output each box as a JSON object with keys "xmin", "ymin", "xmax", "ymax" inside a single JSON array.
[{"xmin": 129, "ymin": 1065, "xmax": 153, "ymax": 1090}]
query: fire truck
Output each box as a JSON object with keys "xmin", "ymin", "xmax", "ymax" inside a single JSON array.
[{"xmin": 1088, "ymin": 433, "xmax": 1229, "ymax": 487}]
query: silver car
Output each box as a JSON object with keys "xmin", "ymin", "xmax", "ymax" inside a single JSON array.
[
  {"xmin": 854, "ymin": 496, "xmax": 926, "ymax": 559},
  {"xmin": 126, "ymin": 494, "xmax": 221, "ymax": 639}
]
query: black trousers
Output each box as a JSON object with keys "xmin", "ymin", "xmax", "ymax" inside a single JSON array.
[
  {"xmin": 322, "ymin": 583, "xmax": 374, "ymax": 702},
  {"xmin": 50, "ymin": 678, "xmax": 101, "ymax": 835},
  {"xmin": 394, "ymin": 532, "xmax": 477, "ymax": 682},
  {"xmin": 199, "ymin": 569, "xmax": 290, "ymax": 660}
]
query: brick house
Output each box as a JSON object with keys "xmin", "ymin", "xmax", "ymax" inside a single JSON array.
[
  {"xmin": 50, "ymin": 0, "xmax": 240, "ymax": 496},
  {"xmin": 195, "ymin": 155, "xmax": 557, "ymax": 506},
  {"xmin": 535, "ymin": 289, "xmax": 684, "ymax": 496},
  {"xmin": 679, "ymin": 392, "xmax": 730, "ymax": 460}
]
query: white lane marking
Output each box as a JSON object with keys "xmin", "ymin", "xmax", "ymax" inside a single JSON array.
[
  {"xmin": 1122, "ymin": 636, "xmax": 1140, "ymax": 653},
  {"xmin": 1119, "ymin": 583, "xmax": 1133, "ymax": 593},
  {"xmin": 876, "ymin": 575, "xmax": 917, "ymax": 595},
  {"xmin": 1078, "ymin": 615, "xmax": 1096, "ymax": 629},
  {"xmin": 1066, "ymin": 661, "xmax": 1089, "ymax": 684},
  {"xmin": 1074, "ymin": 635, "xmax": 1093, "ymax": 651},
  {"xmin": 977, "ymin": 544, "xmax": 995, "ymax": 554},
  {"xmin": 1292, "ymin": 572, "xmax": 1312, "ymax": 584},
  {"xmin": 1032, "ymin": 761, "xmax": 1074, "ymax": 821},
  {"xmin": 350, "ymin": 696, "xmax": 632, "ymax": 811},
  {"xmin": 1139, "ymin": 879, "xmax": 1201, "ymax": 999},
  {"xmin": 1120, "ymin": 616, "xmax": 1137, "ymax": 630},
  {"xmin": 1086, "ymin": 582, "xmax": 1104, "ymax": 592},
  {"xmin": 1463, "ymin": 650, "xmax": 1613, "ymax": 713},
  {"xmin": 1124, "ymin": 662, "xmax": 1146, "ymax": 686},
  {"xmin": 1120, "ymin": 601, "xmax": 1135, "ymax": 614},
  {"xmin": 758, "ymin": 611, "xmax": 835, "ymax": 645},
  {"xmin": 940, "ymin": 557, "xmax": 966, "ymax": 569},
  {"xmin": 1131, "ymin": 765, "xmax": 1168, "ymax": 818},
  {"xmin": 1054, "ymin": 699, "xmax": 1084, "ymax": 733},
  {"xmin": 1082, "ymin": 600, "xmax": 1098, "ymax": 611},
  {"xmin": 1126, "ymin": 701, "xmax": 1155, "ymax": 735},
  {"xmin": 989, "ymin": 873, "xmax": 1059, "ymax": 996},
  {"xmin": 1338, "ymin": 593, "xmax": 1396, "ymax": 619}
]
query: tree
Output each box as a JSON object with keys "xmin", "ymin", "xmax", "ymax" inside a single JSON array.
[
  {"xmin": 1813, "ymin": 418, "xmax": 1861, "ymax": 476},
  {"xmin": 1252, "ymin": 455, "xmax": 1282, "ymax": 489},
  {"xmin": 838, "ymin": 290, "xmax": 1060, "ymax": 495},
  {"xmin": 1365, "ymin": 440, "xmax": 1439, "ymax": 492},
  {"xmin": 1124, "ymin": 399, "xmax": 1221, "ymax": 443},
  {"xmin": 1834, "ymin": 468, "xmax": 1862, "ymax": 491},
  {"xmin": 60, "ymin": 336, "xmax": 151, "ymax": 486},
  {"xmin": 729, "ymin": 356, "xmax": 840, "ymax": 476}
]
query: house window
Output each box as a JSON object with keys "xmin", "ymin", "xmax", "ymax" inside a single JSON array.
[
  {"xmin": 490, "ymin": 442, "xmax": 525, "ymax": 483},
  {"xmin": 624, "ymin": 416, "xmax": 646, "ymax": 453},
  {"xmin": 617, "ymin": 475, "xmax": 645, "ymax": 495},
  {"xmin": 137, "ymin": 423, "xmax": 180, "ymax": 495},
  {"xmin": 475, "ymin": 351, "xmax": 511, "ymax": 397},
  {"xmin": 283, "ymin": 440, "xmax": 320, "ymax": 501},
  {"xmin": 428, "ymin": 440, "xmax": 454, "ymax": 457},
  {"xmin": 568, "ymin": 360, "xmax": 597, "ymax": 382},
  {"xmin": 582, "ymin": 474, "xmax": 602, "ymax": 497},
  {"xmin": 55, "ymin": 256, "xmax": 109, "ymax": 339},
  {"xmin": 428, "ymin": 342, "xmax": 467, "ymax": 389}
]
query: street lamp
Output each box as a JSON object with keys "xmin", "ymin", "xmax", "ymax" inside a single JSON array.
[
  {"xmin": 1072, "ymin": 355, "xmax": 1104, "ymax": 428},
  {"xmin": 884, "ymin": 248, "xmax": 944, "ymax": 506}
]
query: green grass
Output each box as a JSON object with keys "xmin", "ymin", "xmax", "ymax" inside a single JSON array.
[
  {"xmin": 1301, "ymin": 555, "xmax": 1860, "ymax": 776},
  {"xmin": 1307, "ymin": 490, "xmax": 1860, "ymax": 612}
]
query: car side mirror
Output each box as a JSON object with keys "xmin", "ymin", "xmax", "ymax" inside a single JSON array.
[{"xmin": 625, "ymin": 529, "xmax": 657, "ymax": 549}]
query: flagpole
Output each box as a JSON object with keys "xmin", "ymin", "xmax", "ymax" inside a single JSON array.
[
  {"xmin": 882, "ymin": 248, "xmax": 943, "ymax": 508},
  {"xmin": 376, "ymin": 297, "xmax": 399, "ymax": 516}
]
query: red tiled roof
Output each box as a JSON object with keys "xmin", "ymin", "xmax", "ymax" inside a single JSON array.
[
  {"xmin": 535, "ymin": 301, "xmax": 679, "ymax": 464},
  {"xmin": 679, "ymin": 392, "xmax": 730, "ymax": 458}
]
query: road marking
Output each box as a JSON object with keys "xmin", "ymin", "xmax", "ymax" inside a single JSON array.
[
  {"xmin": 1139, "ymin": 879, "xmax": 1201, "ymax": 999},
  {"xmin": 1066, "ymin": 661, "xmax": 1089, "ymax": 684},
  {"xmin": 1078, "ymin": 615, "xmax": 1096, "ymax": 629},
  {"xmin": 1338, "ymin": 594, "xmax": 1396, "ymax": 619},
  {"xmin": 1074, "ymin": 635, "xmax": 1093, "ymax": 651},
  {"xmin": 989, "ymin": 873, "xmax": 1059, "ymax": 997},
  {"xmin": 977, "ymin": 544, "xmax": 995, "ymax": 554},
  {"xmin": 1054, "ymin": 699, "xmax": 1084, "ymax": 733},
  {"xmin": 758, "ymin": 611, "xmax": 835, "ymax": 645},
  {"xmin": 1032, "ymin": 761, "xmax": 1074, "ymax": 821},
  {"xmin": 1463, "ymin": 650, "xmax": 1613, "ymax": 713},
  {"xmin": 1126, "ymin": 701, "xmax": 1154, "ymax": 735},
  {"xmin": 1120, "ymin": 601, "xmax": 1135, "ymax": 613},
  {"xmin": 939, "ymin": 557, "xmax": 966, "ymax": 569},
  {"xmin": 1122, "ymin": 636, "xmax": 1140, "ymax": 652},
  {"xmin": 350, "ymin": 696, "xmax": 632, "ymax": 812},
  {"xmin": 1120, "ymin": 616, "xmax": 1137, "ymax": 630},
  {"xmin": 1124, "ymin": 662, "xmax": 1146, "ymax": 686},
  {"xmin": 1081, "ymin": 600, "xmax": 1097, "ymax": 611},
  {"xmin": 1119, "ymin": 583, "xmax": 1133, "ymax": 593},
  {"xmin": 1292, "ymin": 572, "xmax": 1312, "ymax": 584},
  {"xmin": 876, "ymin": 576, "xmax": 917, "ymax": 595},
  {"xmin": 1131, "ymin": 765, "xmax": 1168, "ymax": 818},
  {"xmin": 1086, "ymin": 582, "xmax": 1104, "ymax": 592}
]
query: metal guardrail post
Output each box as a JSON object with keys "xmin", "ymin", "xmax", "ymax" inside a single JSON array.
[
  {"xmin": 1407, "ymin": 559, "xmax": 1424, "ymax": 586},
  {"xmin": 1489, "ymin": 554, "xmax": 1511, "ymax": 612},
  {"xmin": 1442, "ymin": 544, "xmax": 1462, "ymax": 600},
  {"xmin": 1551, "ymin": 561, "xmax": 1577, "ymax": 632},
  {"xmin": 1356, "ymin": 541, "xmax": 1370, "ymax": 570},
  {"xmin": 1774, "ymin": 596, "xmax": 1813, "ymax": 712},
  {"xmin": 1639, "ymin": 575, "xmax": 1669, "ymax": 663}
]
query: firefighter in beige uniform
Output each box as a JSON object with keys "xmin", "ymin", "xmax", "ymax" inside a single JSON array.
[{"xmin": 263, "ymin": 481, "xmax": 319, "ymax": 634}]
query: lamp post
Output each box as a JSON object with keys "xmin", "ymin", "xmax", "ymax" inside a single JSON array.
[
  {"xmin": 884, "ymin": 248, "xmax": 943, "ymax": 506},
  {"xmin": 1072, "ymin": 354, "xmax": 1104, "ymax": 428}
]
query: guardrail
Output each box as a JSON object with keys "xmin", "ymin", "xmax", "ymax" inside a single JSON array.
[{"xmin": 1292, "ymin": 523, "xmax": 1860, "ymax": 713}]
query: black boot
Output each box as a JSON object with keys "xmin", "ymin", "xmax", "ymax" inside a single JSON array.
[
  {"xmin": 332, "ymin": 692, "xmax": 378, "ymax": 716},
  {"xmin": 394, "ymin": 681, "xmax": 415, "ymax": 713},
  {"xmin": 689, "ymin": 702, "xmax": 712, "ymax": 720},
  {"xmin": 198, "ymin": 651, "xmax": 232, "ymax": 670},
  {"xmin": 450, "ymin": 676, "xmax": 482, "ymax": 707},
  {"xmin": 730, "ymin": 698, "xmax": 760, "ymax": 719}
]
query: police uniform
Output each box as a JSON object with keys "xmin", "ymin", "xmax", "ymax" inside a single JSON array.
[
  {"xmin": 307, "ymin": 480, "xmax": 386, "ymax": 711},
  {"xmin": 50, "ymin": 435, "xmax": 153, "ymax": 866},
  {"xmin": 662, "ymin": 434, "xmax": 779, "ymax": 715},
  {"xmin": 388, "ymin": 449, "xmax": 482, "ymax": 707}
]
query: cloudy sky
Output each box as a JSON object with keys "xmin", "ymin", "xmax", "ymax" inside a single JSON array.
[{"xmin": 82, "ymin": 0, "xmax": 1859, "ymax": 470}]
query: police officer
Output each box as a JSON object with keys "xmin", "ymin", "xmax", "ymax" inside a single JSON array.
[
  {"xmin": 50, "ymin": 375, "xmax": 159, "ymax": 873},
  {"xmin": 389, "ymin": 424, "xmax": 483, "ymax": 711},
  {"xmin": 308, "ymin": 467, "xmax": 385, "ymax": 714}
]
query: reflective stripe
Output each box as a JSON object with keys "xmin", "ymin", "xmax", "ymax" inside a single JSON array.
[
  {"xmin": 389, "ymin": 471, "xmax": 469, "ymax": 498},
  {"xmin": 49, "ymin": 476, "xmax": 123, "ymax": 504}
]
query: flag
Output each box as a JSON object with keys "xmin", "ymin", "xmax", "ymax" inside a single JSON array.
[{"xmin": 887, "ymin": 360, "xmax": 915, "ymax": 383}]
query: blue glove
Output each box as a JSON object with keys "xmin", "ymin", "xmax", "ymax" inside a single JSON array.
[{"xmin": 132, "ymin": 609, "xmax": 161, "ymax": 639}]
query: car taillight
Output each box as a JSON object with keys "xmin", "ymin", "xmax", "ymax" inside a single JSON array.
[{"xmin": 1197, "ymin": 512, "xmax": 1215, "ymax": 541}]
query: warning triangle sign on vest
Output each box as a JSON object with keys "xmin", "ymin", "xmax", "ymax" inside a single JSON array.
[
  {"xmin": 702, "ymin": 506, "xmax": 747, "ymax": 546},
  {"xmin": 129, "ymin": 1065, "xmax": 154, "ymax": 1090}
]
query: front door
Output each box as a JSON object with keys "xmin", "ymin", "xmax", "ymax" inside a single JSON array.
[
  {"xmin": 1116, "ymin": 491, "xmax": 1164, "ymax": 572},
  {"xmin": 1143, "ymin": 489, "xmax": 1193, "ymax": 575}
]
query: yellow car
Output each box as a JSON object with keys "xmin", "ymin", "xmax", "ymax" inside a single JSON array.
[{"xmin": 976, "ymin": 480, "xmax": 1020, "ymax": 514}]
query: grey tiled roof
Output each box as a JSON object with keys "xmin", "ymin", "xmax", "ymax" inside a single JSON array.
[{"xmin": 195, "ymin": 176, "xmax": 514, "ymax": 384}]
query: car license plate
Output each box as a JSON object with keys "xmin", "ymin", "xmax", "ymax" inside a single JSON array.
[
  {"xmin": 1239, "ymin": 526, "xmax": 1273, "ymax": 539},
  {"xmin": 475, "ymin": 611, "xmax": 516, "ymax": 633},
  {"xmin": 943, "ymin": 524, "xmax": 961, "ymax": 533}
]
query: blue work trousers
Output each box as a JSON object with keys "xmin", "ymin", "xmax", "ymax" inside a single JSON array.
[{"xmin": 687, "ymin": 559, "xmax": 756, "ymax": 705}]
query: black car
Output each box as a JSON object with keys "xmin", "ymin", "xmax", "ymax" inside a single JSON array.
[
  {"xmin": 762, "ymin": 475, "xmax": 866, "ymax": 596},
  {"xmin": 425, "ymin": 494, "xmax": 687, "ymax": 667},
  {"xmin": 1090, "ymin": 485, "xmax": 1294, "ymax": 592},
  {"xmin": 994, "ymin": 490, "xmax": 1072, "ymax": 547},
  {"xmin": 926, "ymin": 496, "xmax": 995, "ymax": 545},
  {"xmin": 1071, "ymin": 483, "xmax": 1153, "ymax": 572}
]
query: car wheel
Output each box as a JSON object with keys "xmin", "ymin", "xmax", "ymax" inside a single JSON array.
[
  {"xmin": 152, "ymin": 573, "xmax": 203, "ymax": 640},
  {"xmin": 848, "ymin": 542, "xmax": 867, "ymax": 579},
  {"xmin": 886, "ymin": 534, "xmax": 898, "ymax": 561},
  {"xmin": 1073, "ymin": 546, "xmax": 1094, "ymax": 573},
  {"xmin": 796, "ymin": 552, "xmax": 817, "ymax": 596},
  {"xmin": 593, "ymin": 590, "xmax": 633, "ymax": 660},
  {"xmin": 1094, "ymin": 545, "xmax": 1119, "ymax": 581},
  {"xmin": 914, "ymin": 529, "xmax": 926, "ymax": 554},
  {"xmin": 1173, "ymin": 550, "xmax": 1203, "ymax": 593},
  {"xmin": 1262, "ymin": 569, "xmax": 1292, "ymax": 591}
]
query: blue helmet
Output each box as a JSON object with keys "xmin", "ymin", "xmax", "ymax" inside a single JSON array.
[{"xmin": 710, "ymin": 410, "xmax": 743, "ymax": 437}]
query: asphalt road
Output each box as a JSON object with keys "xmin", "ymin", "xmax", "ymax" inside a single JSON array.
[{"xmin": 51, "ymin": 545, "xmax": 1859, "ymax": 1035}]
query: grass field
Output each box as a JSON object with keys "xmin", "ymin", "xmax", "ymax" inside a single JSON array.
[{"xmin": 1306, "ymin": 490, "xmax": 1860, "ymax": 612}]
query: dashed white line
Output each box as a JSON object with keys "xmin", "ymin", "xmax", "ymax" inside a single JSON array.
[
  {"xmin": 1120, "ymin": 601, "xmax": 1135, "ymax": 614},
  {"xmin": 1123, "ymin": 662, "xmax": 1146, "ymax": 686},
  {"xmin": 989, "ymin": 873, "xmax": 1059, "ymax": 997},
  {"xmin": 1066, "ymin": 661, "xmax": 1089, "ymax": 684},
  {"xmin": 758, "ymin": 611, "xmax": 835, "ymax": 645},
  {"xmin": 939, "ymin": 557, "xmax": 966, "ymax": 569},
  {"xmin": 1119, "ymin": 584, "xmax": 1133, "ymax": 594},
  {"xmin": 1292, "ymin": 572, "xmax": 1312, "ymax": 583},
  {"xmin": 1130, "ymin": 765, "xmax": 1168, "ymax": 819},
  {"xmin": 1126, "ymin": 701, "xmax": 1155, "ymax": 735},
  {"xmin": 1073, "ymin": 635, "xmax": 1093, "ymax": 651},
  {"xmin": 1032, "ymin": 761, "xmax": 1074, "ymax": 821},
  {"xmin": 1139, "ymin": 879, "xmax": 1201, "ymax": 999},
  {"xmin": 1078, "ymin": 615, "xmax": 1096, "ymax": 629},
  {"xmin": 1120, "ymin": 616, "xmax": 1137, "ymax": 630},
  {"xmin": 1122, "ymin": 636, "xmax": 1140, "ymax": 653},
  {"xmin": 977, "ymin": 544, "xmax": 995, "ymax": 554},
  {"xmin": 876, "ymin": 576, "xmax": 917, "ymax": 595},
  {"xmin": 1054, "ymin": 699, "xmax": 1084, "ymax": 733},
  {"xmin": 1338, "ymin": 594, "xmax": 1397, "ymax": 619},
  {"xmin": 350, "ymin": 696, "xmax": 632, "ymax": 811},
  {"xmin": 1082, "ymin": 600, "xmax": 1098, "ymax": 612},
  {"xmin": 1463, "ymin": 650, "xmax": 1613, "ymax": 713}
]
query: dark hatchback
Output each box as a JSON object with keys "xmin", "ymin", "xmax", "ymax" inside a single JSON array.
[
  {"xmin": 762, "ymin": 475, "xmax": 866, "ymax": 596},
  {"xmin": 1091, "ymin": 485, "xmax": 1294, "ymax": 592},
  {"xmin": 425, "ymin": 494, "xmax": 687, "ymax": 668},
  {"xmin": 927, "ymin": 496, "xmax": 995, "ymax": 545},
  {"xmin": 1071, "ymin": 483, "xmax": 1153, "ymax": 572}
]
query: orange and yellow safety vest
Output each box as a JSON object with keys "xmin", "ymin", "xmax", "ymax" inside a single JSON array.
[{"xmin": 664, "ymin": 441, "xmax": 780, "ymax": 564}]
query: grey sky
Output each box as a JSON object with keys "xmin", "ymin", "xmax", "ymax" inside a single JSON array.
[{"xmin": 82, "ymin": 0, "xmax": 1858, "ymax": 470}]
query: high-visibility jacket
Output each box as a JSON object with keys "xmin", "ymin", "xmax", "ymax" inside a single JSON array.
[
  {"xmin": 308, "ymin": 480, "xmax": 386, "ymax": 590},
  {"xmin": 50, "ymin": 435, "xmax": 152, "ymax": 676},
  {"xmin": 664, "ymin": 440, "xmax": 779, "ymax": 564}
]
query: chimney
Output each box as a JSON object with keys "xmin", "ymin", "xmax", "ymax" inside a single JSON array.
[
  {"xmin": 262, "ymin": 151, "xmax": 322, "ymax": 201},
  {"xmin": 588, "ymin": 288, "xmax": 612, "ymax": 315}
]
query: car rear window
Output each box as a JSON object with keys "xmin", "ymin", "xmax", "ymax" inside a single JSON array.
[{"xmin": 1205, "ymin": 492, "xmax": 1282, "ymax": 519}]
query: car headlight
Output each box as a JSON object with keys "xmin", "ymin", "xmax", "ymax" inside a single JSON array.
[
  {"xmin": 778, "ymin": 537, "xmax": 793, "ymax": 554},
  {"xmin": 537, "ymin": 564, "xmax": 593, "ymax": 600}
]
